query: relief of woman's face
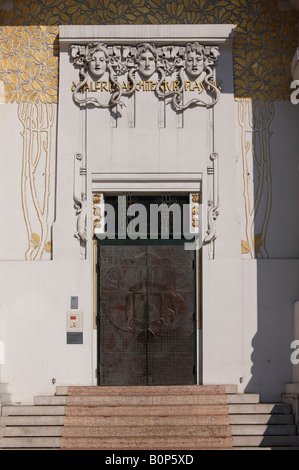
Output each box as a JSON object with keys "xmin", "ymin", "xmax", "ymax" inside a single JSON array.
[
  {"xmin": 88, "ymin": 50, "xmax": 107, "ymax": 79},
  {"xmin": 138, "ymin": 49, "xmax": 156, "ymax": 79},
  {"xmin": 185, "ymin": 51, "xmax": 204, "ymax": 79}
]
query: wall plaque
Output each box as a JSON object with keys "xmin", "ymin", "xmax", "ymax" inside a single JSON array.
[{"xmin": 67, "ymin": 332, "xmax": 83, "ymax": 345}]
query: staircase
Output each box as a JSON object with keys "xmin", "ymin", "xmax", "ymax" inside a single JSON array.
[
  {"xmin": 229, "ymin": 396, "xmax": 299, "ymax": 449},
  {"xmin": 0, "ymin": 385, "xmax": 298, "ymax": 450},
  {"xmin": 60, "ymin": 385, "xmax": 234, "ymax": 450},
  {"xmin": 0, "ymin": 395, "xmax": 66, "ymax": 449}
]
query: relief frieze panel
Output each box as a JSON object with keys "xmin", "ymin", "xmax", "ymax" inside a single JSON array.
[{"xmin": 70, "ymin": 41, "xmax": 220, "ymax": 111}]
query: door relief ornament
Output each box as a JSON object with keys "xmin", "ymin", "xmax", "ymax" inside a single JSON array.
[
  {"xmin": 93, "ymin": 193, "xmax": 104, "ymax": 237},
  {"xmin": 70, "ymin": 42, "xmax": 220, "ymax": 111}
]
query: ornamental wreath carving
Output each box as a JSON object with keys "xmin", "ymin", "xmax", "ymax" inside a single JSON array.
[{"xmin": 70, "ymin": 42, "xmax": 220, "ymax": 111}]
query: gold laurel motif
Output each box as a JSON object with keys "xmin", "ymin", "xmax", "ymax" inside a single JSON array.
[
  {"xmin": 18, "ymin": 102, "xmax": 55, "ymax": 260},
  {"xmin": 238, "ymin": 99, "xmax": 275, "ymax": 259},
  {"xmin": 0, "ymin": 25, "xmax": 58, "ymax": 103},
  {"xmin": 0, "ymin": 0, "xmax": 298, "ymax": 103}
]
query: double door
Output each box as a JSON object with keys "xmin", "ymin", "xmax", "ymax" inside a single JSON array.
[{"xmin": 97, "ymin": 243, "xmax": 197, "ymax": 386}]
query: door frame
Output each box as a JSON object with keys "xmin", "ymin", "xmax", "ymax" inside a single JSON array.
[{"xmin": 91, "ymin": 181, "xmax": 203, "ymax": 386}]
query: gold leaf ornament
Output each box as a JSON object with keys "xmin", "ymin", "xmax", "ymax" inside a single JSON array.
[
  {"xmin": 241, "ymin": 240, "xmax": 250, "ymax": 254},
  {"xmin": 253, "ymin": 233, "xmax": 263, "ymax": 248},
  {"xmin": 44, "ymin": 241, "xmax": 52, "ymax": 253},
  {"xmin": 30, "ymin": 233, "xmax": 41, "ymax": 246}
]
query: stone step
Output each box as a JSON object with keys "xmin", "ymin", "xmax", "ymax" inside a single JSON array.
[
  {"xmin": 0, "ymin": 437, "xmax": 61, "ymax": 449},
  {"xmin": 0, "ymin": 416, "xmax": 65, "ymax": 426},
  {"xmin": 34, "ymin": 396, "xmax": 67, "ymax": 406},
  {"xmin": 226, "ymin": 394, "xmax": 259, "ymax": 404},
  {"xmin": 1, "ymin": 405, "xmax": 65, "ymax": 416},
  {"xmin": 64, "ymin": 414, "xmax": 230, "ymax": 427},
  {"xmin": 60, "ymin": 436, "xmax": 233, "ymax": 450},
  {"xmin": 2, "ymin": 426, "xmax": 63, "ymax": 437},
  {"xmin": 65, "ymin": 394, "xmax": 228, "ymax": 407},
  {"xmin": 228, "ymin": 403, "xmax": 292, "ymax": 415},
  {"xmin": 61, "ymin": 393, "xmax": 259, "ymax": 407},
  {"xmin": 231, "ymin": 424, "xmax": 297, "ymax": 436},
  {"xmin": 59, "ymin": 384, "xmax": 238, "ymax": 397},
  {"xmin": 62, "ymin": 424, "xmax": 231, "ymax": 438},
  {"xmin": 2, "ymin": 386, "xmax": 296, "ymax": 451},
  {"xmin": 233, "ymin": 435, "xmax": 299, "ymax": 447},
  {"xmin": 230, "ymin": 414, "xmax": 294, "ymax": 425},
  {"xmin": 55, "ymin": 386, "xmax": 68, "ymax": 396},
  {"xmin": 65, "ymin": 404, "xmax": 229, "ymax": 417}
]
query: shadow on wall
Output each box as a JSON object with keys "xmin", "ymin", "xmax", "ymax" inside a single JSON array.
[
  {"xmin": 247, "ymin": 261, "xmax": 297, "ymax": 402},
  {"xmin": 239, "ymin": 99, "xmax": 299, "ymax": 402}
]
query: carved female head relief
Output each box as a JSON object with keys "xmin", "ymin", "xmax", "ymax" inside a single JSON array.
[
  {"xmin": 70, "ymin": 41, "xmax": 220, "ymax": 110},
  {"xmin": 184, "ymin": 42, "xmax": 205, "ymax": 79},
  {"xmin": 136, "ymin": 43, "xmax": 158, "ymax": 79},
  {"xmin": 85, "ymin": 42, "xmax": 109, "ymax": 79}
]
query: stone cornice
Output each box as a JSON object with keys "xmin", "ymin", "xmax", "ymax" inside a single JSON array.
[{"xmin": 59, "ymin": 24, "xmax": 235, "ymax": 49}]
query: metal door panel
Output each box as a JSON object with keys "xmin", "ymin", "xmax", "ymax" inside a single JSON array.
[
  {"xmin": 98, "ymin": 245, "xmax": 147, "ymax": 385},
  {"xmin": 146, "ymin": 246, "xmax": 195, "ymax": 385},
  {"xmin": 98, "ymin": 244, "xmax": 196, "ymax": 386}
]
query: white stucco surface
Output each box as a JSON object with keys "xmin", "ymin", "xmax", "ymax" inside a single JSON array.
[{"xmin": 0, "ymin": 25, "xmax": 299, "ymax": 403}]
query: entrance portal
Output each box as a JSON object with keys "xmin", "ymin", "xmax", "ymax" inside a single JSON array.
[{"xmin": 97, "ymin": 243, "xmax": 196, "ymax": 386}]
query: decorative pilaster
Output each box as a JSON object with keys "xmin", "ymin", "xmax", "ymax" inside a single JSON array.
[
  {"xmin": 204, "ymin": 152, "xmax": 219, "ymax": 259},
  {"xmin": 73, "ymin": 152, "xmax": 87, "ymax": 259}
]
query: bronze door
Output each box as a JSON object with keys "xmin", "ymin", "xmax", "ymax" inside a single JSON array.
[{"xmin": 97, "ymin": 244, "xmax": 196, "ymax": 385}]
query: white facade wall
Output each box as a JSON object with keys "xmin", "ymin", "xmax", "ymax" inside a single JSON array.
[{"xmin": 0, "ymin": 25, "xmax": 298, "ymax": 403}]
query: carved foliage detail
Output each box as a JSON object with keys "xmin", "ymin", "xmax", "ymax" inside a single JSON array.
[
  {"xmin": 18, "ymin": 102, "xmax": 55, "ymax": 259},
  {"xmin": 238, "ymin": 99, "xmax": 275, "ymax": 259}
]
